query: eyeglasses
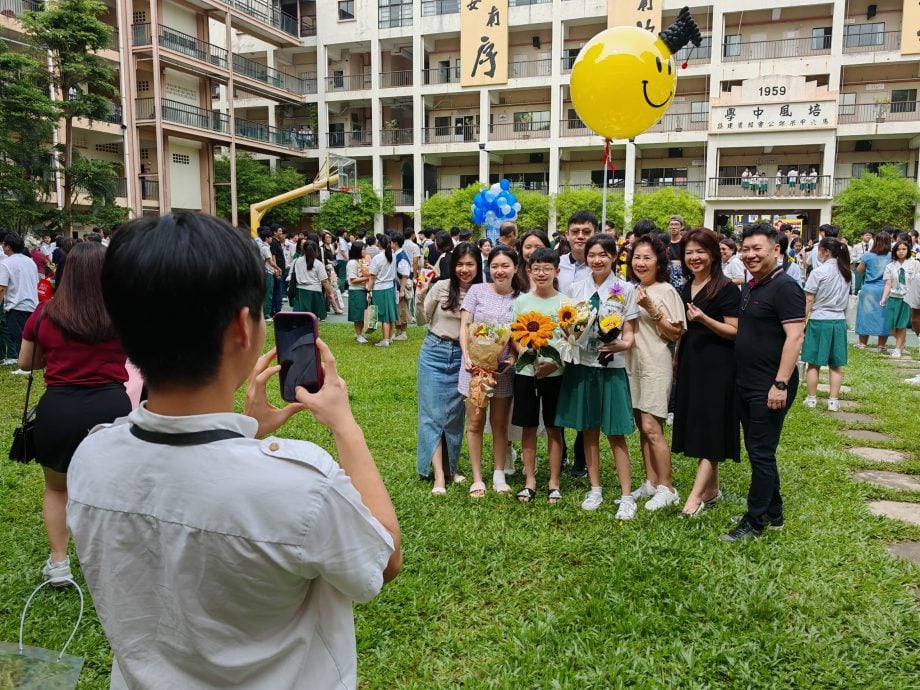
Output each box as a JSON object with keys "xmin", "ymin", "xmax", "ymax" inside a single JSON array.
[
  {"xmin": 568, "ymin": 227, "xmax": 594, "ymax": 237},
  {"xmin": 529, "ymin": 266, "xmax": 556, "ymax": 274}
]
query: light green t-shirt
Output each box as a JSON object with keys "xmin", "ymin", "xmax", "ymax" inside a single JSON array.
[{"xmin": 512, "ymin": 290, "xmax": 567, "ymax": 378}]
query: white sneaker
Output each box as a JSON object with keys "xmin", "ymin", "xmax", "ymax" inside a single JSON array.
[
  {"xmin": 666, "ymin": 412, "xmax": 674, "ymax": 426},
  {"xmin": 890, "ymin": 349, "xmax": 902, "ymax": 359},
  {"xmin": 392, "ymin": 333, "xmax": 408, "ymax": 341},
  {"xmin": 615, "ymin": 496, "xmax": 638, "ymax": 520},
  {"xmin": 1, "ymin": 358, "xmax": 17, "ymax": 366},
  {"xmin": 804, "ymin": 395, "xmax": 817, "ymax": 408},
  {"xmin": 41, "ymin": 556, "xmax": 72, "ymax": 584},
  {"xmin": 11, "ymin": 369, "xmax": 30, "ymax": 376},
  {"xmin": 581, "ymin": 489, "xmax": 603, "ymax": 511},
  {"xmin": 827, "ymin": 398, "xmax": 840, "ymax": 412},
  {"xmin": 645, "ymin": 485, "xmax": 680, "ymax": 511},
  {"xmin": 374, "ymin": 340, "xmax": 390, "ymax": 347},
  {"xmin": 631, "ymin": 479, "xmax": 656, "ymax": 500},
  {"xmin": 356, "ymin": 335, "xmax": 368, "ymax": 344}
]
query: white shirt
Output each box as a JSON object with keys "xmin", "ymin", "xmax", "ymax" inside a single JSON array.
[
  {"xmin": 282, "ymin": 239, "xmax": 296, "ymax": 267},
  {"xmin": 851, "ymin": 241, "xmax": 871, "ymax": 265},
  {"xmin": 722, "ymin": 255, "xmax": 746, "ymax": 283},
  {"xmin": 293, "ymin": 256, "xmax": 328, "ymax": 292},
  {"xmin": 805, "ymin": 260, "xmax": 851, "ymax": 320},
  {"xmin": 0, "ymin": 253, "xmax": 38, "ymax": 312},
  {"xmin": 558, "ymin": 252, "xmax": 590, "ymax": 296},
  {"xmin": 369, "ymin": 251, "xmax": 397, "ymax": 289},
  {"xmin": 402, "ymin": 238, "xmax": 421, "ymax": 271},
  {"xmin": 337, "ymin": 237, "xmax": 349, "ymax": 261},
  {"xmin": 884, "ymin": 258, "xmax": 920, "ymax": 298},
  {"xmin": 67, "ymin": 404, "xmax": 393, "ymax": 690},
  {"xmin": 567, "ymin": 272, "xmax": 639, "ymax": 369},
  {"xmin": 787, "ymin": 169, "xmax": 798, "ymax": 181},
  {"xmin": 808, "ymin": 246, "xmax": 825, "ymax": 272},
  {"xmin": 786, "ymin": 260, "xmax": 803, "ymax": 286},
  {"xmin": 39, "ymin": 242, "xmax": 56, "ymax": 258},
  {"xmin": 905, "ymin": 269, "xmax": 920, "ymax": 309},
  {"xmin": 258, "ymin": 243, "xmax": 273, "ymax": 275}
]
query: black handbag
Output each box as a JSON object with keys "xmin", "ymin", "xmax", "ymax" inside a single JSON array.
[{"xmin": 9, "ymin": 312, "xmax": 43, "ymax": 464}]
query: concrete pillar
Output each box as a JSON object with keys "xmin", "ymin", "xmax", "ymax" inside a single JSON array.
[
  {"xmin": 623, "ymin": 141, "xmax": 637, "ymax": 227},
  {"xmin": 479, "ymin": 89, "xmax": 490, "ymax": 183}
]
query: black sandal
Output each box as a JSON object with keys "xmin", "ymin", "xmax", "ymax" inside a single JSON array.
[
  {"xmin": 548, "ymin": 488, "xmax": 563, "ymax": 504},
  {"xmin": 516, "ymin": 487, "xmax": 536, "ymax": 503}
]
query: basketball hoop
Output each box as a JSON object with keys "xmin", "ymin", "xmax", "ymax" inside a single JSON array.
[{"xmin": 338, "ymin": 185, "xmax": 361, "ymax": 206}]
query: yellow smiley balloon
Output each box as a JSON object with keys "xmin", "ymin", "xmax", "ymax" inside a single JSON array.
[{"xmin": 571, "ymin": 26, "xmax": 677, "ymax": 141}]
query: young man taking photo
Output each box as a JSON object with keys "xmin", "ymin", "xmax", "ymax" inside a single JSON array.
[
  {"xmin": 67, "ymin": 213, "xmax": 401, "ymax": 689},
  {"xmin": 725, "ymin": 223, "xmax": 805, "ymax": 542}
]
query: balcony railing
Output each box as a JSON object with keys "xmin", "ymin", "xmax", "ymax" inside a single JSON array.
[
  {"xmin": 490, "ymin": 121, "xmax": 550, "ymax": 141},
  {"xmin": 708, "ymin": 175, "xmax": 831, "ymax": 198},
  {"xmin": 158, "ymin": 25, "xmax": 228, "ymax": 68},
  {"xmin": 112, "ymin": 177, "xmax": 127, "ymax": 197},
  {"xmin": 131, "ymin": 22, "xmax": 152, "ymax": 46},
  {"xmin": 139, "ymin": 175, "xmax": 159, "ymax": 201},
  {"xmin": 673, "ymin": 36, "xmax": 712, "ymax": 64},
  {"xmin": 509, "ymin": 58, "xmax": 551, "ymax": 79},
  {"xmin": 838, "ymin": 102, "xmax": 920, "ymax": 124},
  {"xmin": 219, "ymin": 0, "xmax": 297, "ymax": 37},
  {"xmin": 300, "ymin": 15, "xmax": 316, "ymax": 37},
  {"xmin": 391, "ymin": 190, "xmax": 414, "ymax": 206},
  {"xmin": 280, "ymin": 125, "xmax": 317, "ymax": 149},
  {"xmin": 635, "ymin": 181, "xmax": 705, "ymax": 198},
  {"xmin": 646, "ymin": 110, "xmax": 708, "ymax": 133},
  {"xmin": 380, "ymin": 128, "xmax": 413, "ymax": 145},
  {"xmin": 843, "ymin": 29, "xmax": 900, "ymax": 53},
  {"xmin": 136, "ymin": 97, "xmax": 230, "ymax": 134},
  {"xmin": 560, "ymin": 119, "xmax": 593, "ymax": 137},
  {"xmin": 722, "ymin": 36, "xmax": 831, "ymax": 62},
  {"xmin": 233, "ymin": 53, "xmax": 303, "ymax": 93},
  {"xmin": 421, "ymin": 0, "xmax": 458, "ymax": 15},
  {"xmin": 561, "ymin": 55, "xmax": 576, "ymax": 74},
  {"xmin": 833, "ymin": 178, "xmax": 852, "ymax": 196},
  {"xmin": 236, "ymin": 116, "xmax": 302, "ymax": 149},
  {"xmin": 422, "ymin": 66, "xmax": 460, "ymax": 85},
  {"xmin": 326, "ymin": 73, "xmax": 370, "ymax": 91},
  {"xmin": 0, "ymin": 0, "xmax": 42, "ymax": 18},
  {"xmin": 105, "ymin": 103, "xmax": 123, "ymax": 124},
  {"xmin": 380, "ymin": 70, "xmax": 413, "ymax": 88},
  {"xmin": 510, "ymin": 181, "xmax": 548, "ymax": 193},
  {"xmin": 326, "ymin": 130, "xmax": 373, "ymax": 148},
  {"xmin": 422, "ymin": 125, "xmax": 480, "ymax": 144},
  {"xmin": 298, "ymin": 73, "xmax": 318, "ymax": 94}
]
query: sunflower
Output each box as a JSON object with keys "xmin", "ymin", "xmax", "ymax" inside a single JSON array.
[
  {"xmin": 510, "ymin": 311, "xmax": 556, "ymax": 350},
  {"xmin": 557, "ymin": 304, "xmax": 577, "ymax": 328},
  {"xmin": 599, "ymin": 313, "xmax": 623, "ymax": 333}
]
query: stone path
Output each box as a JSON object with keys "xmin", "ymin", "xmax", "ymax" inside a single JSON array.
[
  {"xmin": 829, "ymin": 412, "xmax": 876, "ymax": 424},
  {"xmin": 848, "ymin": 447, "xmax": 908, "ymax": 463},
  {"xmin": 853, "ymin": 470, "xmax": 920, "ymax": 491},
  {"xmin": 888, "ymin": 542, "xmax": 920, "ymax": 566},
  {"xmin": 817, "ymin": 398, "xmax": 858, "ymax": 410},
  {"xmin": 817, "ymin": 383, "xmax": 852, "ymax": 395},
  {"xmin": 842, "ymin": 429, "xmax": 892, "ymax": 443},
  {"xmin": 867, "ymin": 501, "xmax": 920, "ymax": 526}
]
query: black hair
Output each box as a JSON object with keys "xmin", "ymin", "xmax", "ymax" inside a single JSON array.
[
  {"xmin": 720, "ymin": 237, "xmax": 737, "ymax": 254},
  {"xmin": 516, "ymin": 229, "xmax": 551, "ymax": 292},
  {"xmin": 3, "ymin": 232, "xmax": 25, "ymax": 254},
  {"xmin": 449, "ymin": 226, "xmax": 460, "ymax": 237},
  {"xmin": 776, "ymin": 232, "xmax": 792, "ymax": 270},
  {"xmin": 258, "ymin": 227, "xmax": 272, "ymax": 241},
  {"xmin": 335, "ymin": 228, "xmax": 344, "ymax": 237},
  {"xmin": 101, "ymin": 213, "xmax": 263, "ymax": 389},
  {"xmin": 303, "ymin": 240, "xmax": 319, "ymax": 271},
  {"xmin": 567, "ymin": 210, "xmax": 598, "ymax": 231},
  {"xmin": 820, "ymin": 237, "xmax": 852, "ymax": 283},
  {"xmin": 632, "ymin": 218, "xmax": 657, "ymax": 237},
  {"xmin": 779, "ymin": 223, "xmax": 793, "ymax": 233},
  {"xmin": 391, "ymin": 232, "xmax": 405, "ymax": 248},
  {"xmin": 741, "ymin": 222, "xmax": 779, "ymax": 243},
  {"xmin": 442, "ymin": 242, "xmax": 483, "ymax": 312},
  {"xmin": 458, "ymin": 229, "xmax": 473, "ymax": 241},
  {"xmin": 892, "ymin": 240, "xmax": 912, "ymax": 262},
  {"xmin": 819, "ymin": 223, "xmax": 839, "ymax": 238},
  {"xmin": 435, "ymin": 230, "xmax": 454, "ymax": 254},
  {"xmin": 487, "ymin": 245, "xmax": 521, "ymax": 295},
  {"xmin": 527, "ymin": 247, "xmax": 559, "ymax": 267},
  {"xmin": 627, "ymin": 234, "xmax": 670, "ymax": 284},
  {"xmin": 682, "ymin": 228, "xmax": 730, "ymax": 307},
  {"xmin": 365, "ymin": 234, "xmax": 376, "ymax": 247},
  {"xmin": 477, "ymin": 237, "xmax": 493, "ymax": 250},
  {"xmin": 348, "ymin": 241, "xmax": 364, "ymax": 261},
  {"xmin": 584, "ymin": 233, "xmax": 619, "ymax": 259}
]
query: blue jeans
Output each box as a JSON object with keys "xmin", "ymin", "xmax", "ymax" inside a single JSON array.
[
  {"xmin": 416, "ymin": 333, "xmax": 465, "ymax": 478},
  {"xmin": 272, "ymin": 269, "xmax": 286, "ymax": 315}
]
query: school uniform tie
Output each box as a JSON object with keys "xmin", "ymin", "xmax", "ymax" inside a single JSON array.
[
  {"xmin": 899, "ymin": 267, "xmax": 906, "ymax": 286},
  {"xmin": 590, "ymin": 291, "xmax": 600, "ymax": 311}
]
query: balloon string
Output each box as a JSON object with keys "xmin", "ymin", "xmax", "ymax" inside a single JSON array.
[
  {"xmin": 681, "ymin": 45, "xmax": 695, "ymax": 69},
  {"xmin": 603, "ymin": 139, "xmax": 616, "ymax": 174}
]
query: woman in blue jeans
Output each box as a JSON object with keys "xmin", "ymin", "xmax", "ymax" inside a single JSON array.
[{"xmin": 415, "ymin": 243, "xmax": 482, "ymax": 494}]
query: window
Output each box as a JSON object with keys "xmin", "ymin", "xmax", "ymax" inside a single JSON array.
[
  {"xmin": 132, "ymin": 10, "xmax": 146, "ymax": 23},
  {"xmin": 891, "ymin": 89, "xmax": 917, "ymax": 113},
  {"xmin": 139, "ymin": 148, "xmax": 149, "ymax": 160},
  {"xmin": 641, "ymin": 168, "xmax": 688, "ymax": 186},
  {"xmin": 379, "ymin": 0, "xmax": 412, "ymax": 29},
  {"xmin": 332, "ymin": 70, "xmax": 344, "ymax": 89},
  {"xmin": 811, "ymin": 27, "xmax": 832, "ymax": 51},
  {"xmin": 591, "ymin": 169, "xmax": 623, "ymax": 187},
  {"xmin": 720, "ymin": 79, "xmax": 742, "ymax": 93},
  {"xmin": 723, "ymin": 34, "xmax": 741, "ymax": 57},
  {"xmin": 434, "ymin": 115, "xmax": 451, "ymax": 136},
  {"xmin": 690, "ymin": 101, "xmax": 708, "ymax": 123},
  {"xmin": 562, "ymin": 47, "xmax": 580, "ymax": 70},
  {"xmin": 566, "ymin": 108, "xmax": 585, "ymax": 129},
  {"xmin": 459, "ymin": 174, "xmax": 479, "ymax": 187},
  {"xmin": 839, "ymin": 92, "xmax": 856, "ymax": 116},
  {"xmin": 674, "ymin": 35, "xmax": 711, "ymax": 62},
  {"xmin": 329, "ymin": 122, "xmax": 344, "ymax": 147},
  {"xmin": 137, "ymin": 79, "xmax": 150, "ymax": 92},
  {"xmin": 338, "ymin": 0, "xmax": 354, "ymax": 20},
  {"xmin": 852, "ymin": 162, "xmax": 908, "ymax": 177},
  {"xmin": 513, "ymin": 111, "xmax": 550, "ymax": 132},
  {"xmin": 95, "ymin": 143, "xmax": 120, "ymax": 154},
  {"xmin": 843, "ymin": 22, "xmax": 884, "ymax": 48},
  {"xmin": 172, "ymin": 153, "xmax": 191, "ymax": 165}
]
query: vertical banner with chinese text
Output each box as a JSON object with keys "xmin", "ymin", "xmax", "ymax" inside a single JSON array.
[
  {"xmin": 608, "ymin": 0, "xmax": 662, "ymax": 33},
  {"xmin": 461, "ymin": 0, "xmax": 509, "ymax": 87},
  {"xmin": 901, "ymin": 0, "xmax": 920, "ymax": 56}
]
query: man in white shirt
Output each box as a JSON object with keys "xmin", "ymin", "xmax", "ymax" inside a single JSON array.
[
  {"xmin": 0, "ymin": 232, "xmax": 39, "ymax": 358},
  {"xmin": 335, "ymin": 228, "xmax": 350, "ymax": 292},
  {"xmin": 851, "ymin": 231, "xmax": 873, "ymax": 294},
  {"xmin": 557, "ymin": 210, "xmax": 595, "ymax": 296},
  {"xmin": 39, "ymin": 234, "xmax": 56, "ymax": 258},
  {"xmin": 68, "ymin": 213, "xmax": 401, "ymax": 690}
]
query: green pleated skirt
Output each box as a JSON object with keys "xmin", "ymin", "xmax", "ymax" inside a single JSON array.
[
  {"xmin": 555, "ymin": 364, "xmax": 635, "ymax": 437},
  {"xmin": 372, "ymin": 288, "xmax": 398, "ymax": 323},
  {"xmin": 294, "ymin": 289, "xmax": 327, "ymax": 320},
  {"xmin": 348, "ymin": 288, "xmax": 367, "ymax": 323}
]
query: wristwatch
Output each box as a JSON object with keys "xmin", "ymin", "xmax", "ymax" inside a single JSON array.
[{"xmin": 773, "ymin": 380, "xmax": 788, "ymax": 390}]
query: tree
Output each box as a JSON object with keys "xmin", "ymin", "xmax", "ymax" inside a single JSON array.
[
  {"xmin": 23, "ymin": 0, "xmax": 118, "ymax": 230},
  {"xmin": 630, "ymin": 187, "xmax": 704, "ymax": 230},
  {"xmin": 214, "ymin": 153, "xmax": 306, "ymax": 227},
  {"xmin": 833, "ymin": 164, "xmax": 920, "ymax": 239},
  {"xmin": 553, "ymin": 188, "xmax": 625, "ymax": 234},
  {"xmin": 515, "ymin": 189, "xmax": 550, "ymax": 231},
  {"xmin": 0, "ymin": 45, "xmax": 58, "ymax": 233},
  {"xmin": 419, "ymin": 184, "xmax": 480, "ymax": 230},
  {"xmin": 314, "ymin": 178, "xmax": 393, "ymax": 232},
  {"xmin": 66, "ymin": 152, "xmax": 128, "ymax": 228}
]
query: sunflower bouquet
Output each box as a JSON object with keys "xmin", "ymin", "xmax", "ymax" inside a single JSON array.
[
  {"xmin": 596, "ymin": 283, "xmax": 629, "ymax": 366},
  {"xmin": 465, "ymin": 322, "xmax": 511, "ymax": 411},
  {"xmin": 556, "ymin": 301, "xmax": 595, "ymax": 364},
  {"xmin": 509, "ymin": 311, "xmax": 562, "ymax": 373}
]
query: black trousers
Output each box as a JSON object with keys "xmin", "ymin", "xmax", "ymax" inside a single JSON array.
[{"xmin": 737, "ymin": 382, "xmax": 796, "ymax": 529}]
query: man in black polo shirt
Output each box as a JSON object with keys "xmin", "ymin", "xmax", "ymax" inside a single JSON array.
[{"xmin": 724, "ymin": 223, "xmax": 805, "ymax": 542}]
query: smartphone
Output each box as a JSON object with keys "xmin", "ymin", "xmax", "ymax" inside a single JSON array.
[{"xmin": 274, "ymin": 312, "xmax": 323, "ymax": 402}]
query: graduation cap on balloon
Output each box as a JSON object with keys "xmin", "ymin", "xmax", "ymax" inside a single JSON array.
[{"xmin": 659, "ymin": 7, "xmax": 704, "ymax": 69}]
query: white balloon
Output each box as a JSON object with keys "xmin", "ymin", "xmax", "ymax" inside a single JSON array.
[{"xmin": 513, "ymin": 202, "xmax": 522, "ymax": 212}]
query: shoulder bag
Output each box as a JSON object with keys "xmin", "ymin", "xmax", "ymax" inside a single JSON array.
[{"xmin": 9, "ymin": 312, "xmax": 44, "ymax": 464}]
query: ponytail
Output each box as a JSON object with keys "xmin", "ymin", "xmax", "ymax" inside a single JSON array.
[
  {"xmin": 384, "ymin": 243, "xmax": 393, "ymax": 264},
  {"xmin": 304, "ymin": 241, "xmax": 318, "ymax": 271},
  {"xmin": 820, "ymin": 237, "xmax": 851, "ymax": 283}
]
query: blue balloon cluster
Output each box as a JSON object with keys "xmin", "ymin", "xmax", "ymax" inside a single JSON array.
[{"xmin": 470, "ymin": 179, "xmax": 523, "ymax": 240}]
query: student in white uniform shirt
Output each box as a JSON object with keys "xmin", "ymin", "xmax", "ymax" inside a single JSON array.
[
  {"xmin": 807, "ymin": 224, "xmax": 839, "ymax": 274},
  {"xmin": 719, "ymin": 237, "xmax": 746, "ymax": 285},
  {"xmin": 67, "ymin": 213, "xmax": 401, "ymax": 690}
]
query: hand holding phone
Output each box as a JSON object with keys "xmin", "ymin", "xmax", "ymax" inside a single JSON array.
[
  {"xmin": 274, "ymin": 312, "xmax": 324, "ymax": 402},
  {"xmin": 244, "ymin": 347, "xmax": 306, "ymax": 438}
]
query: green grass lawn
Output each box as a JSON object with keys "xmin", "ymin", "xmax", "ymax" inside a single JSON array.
[{"xmin": 1, "ymin": 326, "xmax": 919, "ymax": 689}]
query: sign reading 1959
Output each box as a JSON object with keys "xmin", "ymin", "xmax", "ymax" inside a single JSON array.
[{"xmin": 758, "ymin": 86, "xmax": 787, "ymax": 97}]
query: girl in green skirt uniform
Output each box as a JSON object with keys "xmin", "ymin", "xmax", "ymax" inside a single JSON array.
[
  {"xmin": 881, "ymin": 240, "xmax": 920, "ymax": 358},
  {"xmin": 555, "ymin": 235, "xmax": 639, "ymax": 518},
  {"xmin": 291, "ymin": 240, "xmax": 330, "ymax": 320},
  {"xmin": 367, "ymin": 236, "xmax": 400, "ymax": 347},
  {"xmin": 346, "ymin": 241, "xmax": 369, "ymax": 342}
]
